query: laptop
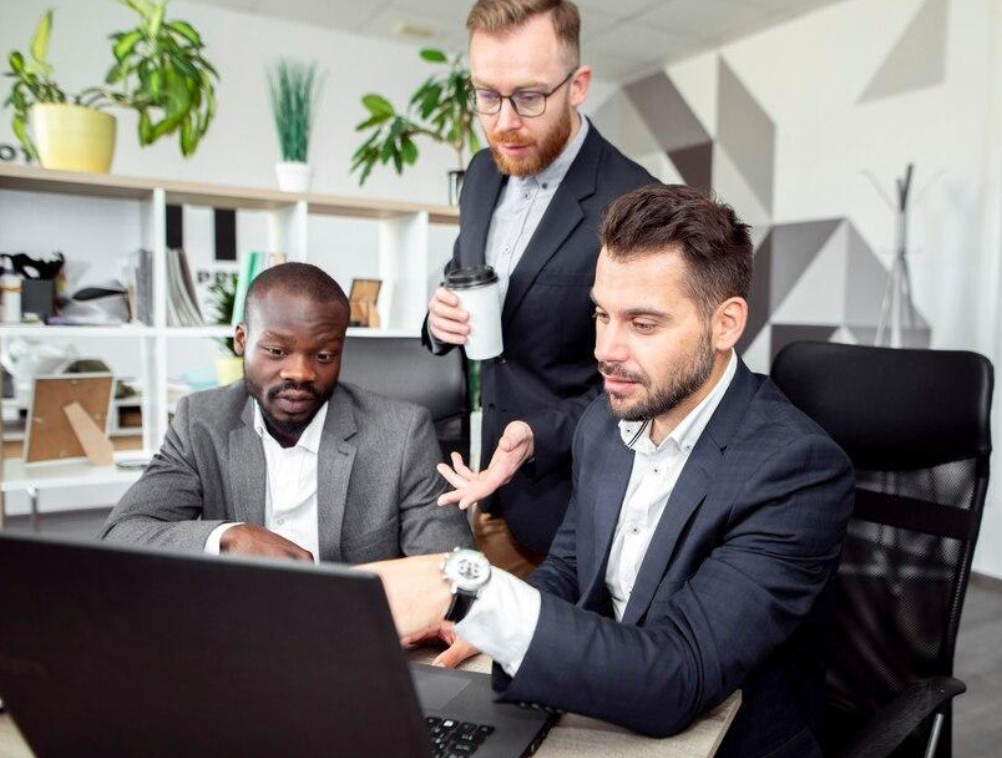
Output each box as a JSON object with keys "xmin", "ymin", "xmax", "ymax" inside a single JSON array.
[{"xmin": 0, "ymin": 533, "xmax": 556, "ymax": 758}]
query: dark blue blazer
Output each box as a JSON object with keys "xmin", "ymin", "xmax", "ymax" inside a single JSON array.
[
  {"xmin": 423, "ymin": 125, "xmax": 655, "ymax": 552},
  {"xmin": 494, "ymin": 360, "xmax": 855, "ymax": 758}
]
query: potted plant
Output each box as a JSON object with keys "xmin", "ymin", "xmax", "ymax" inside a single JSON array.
[
  {"xmin": 268, "ymin": 58, "xmax": 324, "ymax": 193},
  {"xmin": 207, "ymin": 271, "xmax": 243, "ymax": 386},
  {"xmin": 351, "ymin": 48, "xmax": 481, "ymax": 204},
  {"xmin": 4, "ymin": 1, "xmax": 218, "ymax": 173}
]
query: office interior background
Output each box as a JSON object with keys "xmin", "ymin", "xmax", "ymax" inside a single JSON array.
[{"xmin": 0, "ymin": 0, "xmax": 1000, "ymax": 754}]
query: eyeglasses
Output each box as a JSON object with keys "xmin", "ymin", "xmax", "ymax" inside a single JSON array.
[{"xmin": 467, "ymin": 69, "xmax": 578, "ymax": 118}]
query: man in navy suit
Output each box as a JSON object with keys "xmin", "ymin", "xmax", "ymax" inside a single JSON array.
[
  {"xmin": 424, "ymin": 0, "xmax": 655, "ymax": 568},
  {"xmin": 377, "ymin": 184, "xmax": 854, "ymax": 757}
]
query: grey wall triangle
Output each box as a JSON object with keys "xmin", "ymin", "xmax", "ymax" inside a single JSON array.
[
  {"xmin": 859, "ymin": 0, "xmax": 948, "ymax": 103},
  {"xmin": 625, "ymin": 72, "xmax": 711, "ymax": 153},
  {"xmin": 717, "ymin": 59, "xmax": 775, "ymax": 216},
  {"xmin": 668, "ymin": 142, "xmax": 714, "ymax": 193},
  {"xmin": 768, "ymin": 219, "xmax": 841, "ymax": 311}
]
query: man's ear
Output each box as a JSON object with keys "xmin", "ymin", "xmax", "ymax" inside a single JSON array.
[
  {"xmin": 234, "ymin": 324, "xmax": 247, "ymax": 356},
  {"xmin": 713, "ymin": 297, "xmax": 748, "ymax": 351},
  {"xmin": 570, "ymin": 65, "xmax": 592, "ymax": 109}
]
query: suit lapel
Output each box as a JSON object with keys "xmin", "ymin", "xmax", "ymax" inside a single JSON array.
[
  {"xmin": 620, "ymin": 360, "xmax": 761, "ymax": 625},
  {"xmin": 316, "ymin": 386, "xmax": 358, "ymax": 563},
  {"xmin": 500, "ymin": 128, "xmax": 603, "ymax": 328},
  {"xmin": 579, "ymin": 437, "xmax": 634, "ymax": 608},
  {"xmin": 465, "ymin": 165, "xmax": 505, "ymax": 267},
  {"xmin": 229, "ymin": 397, "xmax": 267, "ymax": 527}
]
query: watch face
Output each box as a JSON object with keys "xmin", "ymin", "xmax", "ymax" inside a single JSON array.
[{"xmin": 445, "ymin": 550, "xmax": 490, "ymax": 591}]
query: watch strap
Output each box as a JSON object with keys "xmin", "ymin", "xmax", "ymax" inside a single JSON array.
[{"xmin": 444, "ymin": 590, "xmax": 477, "ymax": 623}]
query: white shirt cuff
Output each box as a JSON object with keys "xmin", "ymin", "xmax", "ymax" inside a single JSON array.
[
  {"xmin": 204, "ymin": 522, "xmax": 241, "ymax": 555},
  {"xmin": 455, "ymin": 568, "xmax": 541, "ymax": 677}
]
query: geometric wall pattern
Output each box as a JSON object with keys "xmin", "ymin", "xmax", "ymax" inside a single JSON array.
[
  {"xmin": 859, "ymin": 0, "xmax": 949, "ymax": 104},
  {"xmin": 592, "ymin": 56, "xmax": 932, "ymax": 373}
]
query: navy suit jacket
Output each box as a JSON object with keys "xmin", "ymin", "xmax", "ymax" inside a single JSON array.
[
  {"xmin": 493, "ymin": 360, "xmax": 855, "ymax": 758},
  {"xmin": 423, "ymin": 124, "xmax": 655, "ymax": 552}
]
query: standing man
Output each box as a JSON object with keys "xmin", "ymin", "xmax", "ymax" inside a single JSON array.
[{"xmin": 424, "ymin": 0, "xmax": 655, "ymax": 571}]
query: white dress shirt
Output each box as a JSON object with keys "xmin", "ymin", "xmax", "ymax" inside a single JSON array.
[
  {"xmin": 204, "ymin": 401, "xmax": 328, "ymax": 562},
  {"xmin": 458, "ymin": 351, "xmax": 738, "ymax": 673}
]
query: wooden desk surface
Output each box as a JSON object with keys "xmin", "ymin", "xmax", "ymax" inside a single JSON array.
[{"xmin": 0, "ymin": 656, "xmax": 741, "ymax": 758}]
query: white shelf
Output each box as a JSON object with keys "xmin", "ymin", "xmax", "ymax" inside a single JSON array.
[
  {"xmin": 0, "ymin": 324, "xmax": 156, "ymax": 338},
  {"xmin": 164, "ymin": 325, "xmax": 232, "ymax": 338},
  {"xmin": 1, "ymin": 451, "xmax": 153, "ymax": 493}
]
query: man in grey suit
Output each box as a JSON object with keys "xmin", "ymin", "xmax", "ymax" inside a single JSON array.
[{"xmin": 101, "ymin": 263, "xmax": 473, "ymax": 563}]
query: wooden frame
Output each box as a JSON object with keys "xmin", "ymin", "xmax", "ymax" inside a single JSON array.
[
  {"xmin": 349, "ymin": 278, "xmax": 383, "ymax": 328},
  {"xmin": 24, "ymin": 373, "xmax": 115, "ymax": 465}
]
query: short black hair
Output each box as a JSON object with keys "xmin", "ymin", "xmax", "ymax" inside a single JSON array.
[
  {"xmin": 600, "ymin": 184, "xmax": 753, "ymax": 318},
  {"xmin": 244, "ymin": 262, "xmax": 349, "ymax": 328}
]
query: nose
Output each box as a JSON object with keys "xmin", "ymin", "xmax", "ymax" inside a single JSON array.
[
  {"xmin": 594, "ymin": 319, "xmax": 629, "ymax": 367},
  {"xmin": 495, "ymin": 97, "xmax": 523, "ymax": 133},
  {"xmin": 280, "ymin": 353, "xmax": 316, "ymax": 384}
]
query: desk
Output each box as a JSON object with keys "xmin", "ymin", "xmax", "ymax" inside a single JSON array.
[
  {"xmin": 410, "ymin": 649, "xmax": 741, "ymax": 758},
  {"xmin": 0, "ymin": 454, "xmax": 148, "ymax": 530},
  {"xmin": 0, "ymin": 655, "xmax": 741, "ymax": 758}
]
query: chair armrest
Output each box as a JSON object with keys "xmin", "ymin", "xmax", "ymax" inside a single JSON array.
[{"xmin": 838, "ymin": 676, "xmax": 966, "ymax": 758}]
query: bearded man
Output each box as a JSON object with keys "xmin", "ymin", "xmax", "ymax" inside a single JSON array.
[
  {"xmin": 424, "ymin": 0, "xmax": 656, "ymax": 572},
  {"xmin": 367, "ymin": 184, "xmax": 855, "ymax": 757}
]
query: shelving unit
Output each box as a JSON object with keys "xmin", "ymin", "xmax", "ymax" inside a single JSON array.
[{"xmin": 0, "ymin": 164, "xmax": 459, "ymax": 508}]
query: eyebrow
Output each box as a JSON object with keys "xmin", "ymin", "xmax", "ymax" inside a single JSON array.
[
  {"xmin": 471, "ymin": 78, "xmax": 551, "ymax": 91},
  {"xmin": 589, "ymin": 290, "xmax": 671, "ymax": 320}
]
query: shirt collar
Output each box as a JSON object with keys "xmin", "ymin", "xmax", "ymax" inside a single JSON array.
[
  {"xmin": 511, "ymin": 114, "xmax": 590, "ymax": 192},
  {"xmin": 618, "ymin": 350, "xmax": 739, "ymax": 454},
  {"xmin": 253, "ymin": 399, "xmax": 328, "ymax": 454}
]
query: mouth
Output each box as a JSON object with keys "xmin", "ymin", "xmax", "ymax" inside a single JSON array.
[
  {"xmin": 498, "ymin": 143, "xmax": 531, "ymax": 156},
  {"xmin": 602, "ymin": 375, "xmax": 641, "ymax": 395},
  {"xmin": 273, "ymin": 392, "xmax": 316, "ymax": 415}
]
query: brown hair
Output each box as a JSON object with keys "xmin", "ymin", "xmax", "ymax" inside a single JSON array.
[
  {"xmin": 600, "ymin": 184, "xmax": 753, "ymax": 318},
  {"xmin": 466, "ymin": 0, "xmax": 581, "ymax": 67}
]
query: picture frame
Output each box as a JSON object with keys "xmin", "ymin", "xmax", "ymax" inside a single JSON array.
[{"xmin": 24, "ymin": 373, "xmax": 115, "ymax": 465}]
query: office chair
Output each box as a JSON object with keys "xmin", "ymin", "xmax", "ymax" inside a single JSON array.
[
  {"xmin": 770, "ymin": 341, "xmax": 993, "ymax": 758},
  {"xmin": 339, "ymin": 335, "xmax": 469, "ymax": 461}
]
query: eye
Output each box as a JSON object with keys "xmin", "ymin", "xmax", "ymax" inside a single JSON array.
[
  {"xmin": 316, "ymin": 351, "xmax": 339, "ymax": 363},
  {"xmin": 513, "ymin": 91, "xmax": 545, "ymax": 108},
  {"xmin": 262, "ymin": 346, "xmax": 285, "ymax": 357},
  {"xmin": 632, "ymin": 321, "xmax": 657, "ymax": 333},
  {"xmin": 592, "ymin": 310, "xmax": 609, "ymax": 324}
]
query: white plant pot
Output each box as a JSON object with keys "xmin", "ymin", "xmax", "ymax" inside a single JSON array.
[{"xmin": 275, "ymin": 161, "xmax": 312, "ymax": 193}]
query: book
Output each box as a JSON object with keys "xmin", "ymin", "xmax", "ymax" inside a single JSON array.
[{"xmin": 230, "ymin": 251, "xmax": 286, "ymax": 326}]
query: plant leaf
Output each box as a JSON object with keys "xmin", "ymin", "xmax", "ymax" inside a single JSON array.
[
  {"xmin": 362, "ymin": 93, "xmax": 394, "ymax": 118},
  {"xmin": 167, "ymin": 20, "xmax": 202, "ymax": 47},
  {"xmin": 8, "ymin": 51, "xmax": 25, "ymax": 76},
  {"xmin": 149, "ymin": 1, "xmax": 166, "ymax": 39},
  {"xmin": 420, "ymin": 48, "xmax": 447, "ymax": 64},
  {"xmin": 113, "ymin": 30, "xmax": 143, "ymax": 61},
  {"xmin": 30, "ymin": 10, "xmax": 53, "ymax": 66},
  {"xmin": 400, "ymin": 135, "xmax": 418, "ymax": 165}
]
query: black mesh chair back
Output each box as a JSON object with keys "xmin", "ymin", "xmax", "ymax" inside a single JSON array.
[
  {"xmin": 339, "ymin": 336, "xmax": 469, "ymax": 460},
  {"xmin": 770, "ymin": 342, "xmax": 993, "ymax": 758}
]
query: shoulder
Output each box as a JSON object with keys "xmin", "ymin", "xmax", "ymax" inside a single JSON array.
[
  {"xmin": 589, "ymin": 125, "xmax": 658, "ymax": 191},
  {"xmin": 336, "ymin": 382, "xmax": 432, "ymax": 427},
  {"xmin": 179, "ymin": 381, "xmax": 248, "ymax": 421}
]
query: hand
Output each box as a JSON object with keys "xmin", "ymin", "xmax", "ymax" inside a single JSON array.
[
  {"xmin": 402, "ymin": 621, "xmax": 481, "ymax": 668},
  {"xmin": 356, "ymin": 554, "xmax": 452, "ymax": 638},
  {"xmin": 437, "ymin": 421, "xmax": 535, "ymax": 509},
  {"xmin": 220, "ymin": 523, "xmax": 314, "ymax": 562},
  {"xmin": 428, "ymin": 286, "xmax": 470, "ymax": 346}
]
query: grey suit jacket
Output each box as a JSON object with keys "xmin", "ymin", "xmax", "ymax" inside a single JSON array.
[{"xmin": 100, "ymin": 381, "xmax": 473, "ymax": 562}]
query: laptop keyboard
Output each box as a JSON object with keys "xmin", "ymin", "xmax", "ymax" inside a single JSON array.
[{"xmin": 426, "ymin": 716, "xmax": 495, "ymax": 757}]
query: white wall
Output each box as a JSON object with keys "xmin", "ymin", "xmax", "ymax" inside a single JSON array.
[{"xmin": 659, "ymin": 0, "xmax": 1002, "ymax": 578}]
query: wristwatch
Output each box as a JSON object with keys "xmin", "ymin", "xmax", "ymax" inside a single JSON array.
[{"xmin": 441, "ymin": 548, "xmax": 492, "ymax": 624}]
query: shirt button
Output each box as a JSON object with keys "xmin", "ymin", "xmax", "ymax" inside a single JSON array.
[{"xmin": 630, "ymin": 524, "xmax": 640, "ymax": 535}]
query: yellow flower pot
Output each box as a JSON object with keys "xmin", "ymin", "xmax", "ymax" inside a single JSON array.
[
  {"xmin": 216, "ymin": 355, "xmax": 244, "ymax": 387},
  {"xmin": 31, "ymin": 103, "xmax": 116, "ymax": 173}
]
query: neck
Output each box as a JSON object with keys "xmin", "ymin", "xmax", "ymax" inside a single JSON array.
[
  {"xmin": 265, "ymin": 420, "xmax": 303, "ymax": 449},
  {"xmin": 567, "ymin": 108, "xmax": 582, "ymax": 144},
  {"xmin": 649, "ymin": 351, "xmax": 730, "ymax": 447}
]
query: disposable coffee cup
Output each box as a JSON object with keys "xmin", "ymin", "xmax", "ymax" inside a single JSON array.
[{"xmin": 446, "ymin": 266, "xmax": 503, "ymax": 360}]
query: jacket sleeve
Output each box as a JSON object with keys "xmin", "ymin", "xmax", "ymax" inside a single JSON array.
[
  {"xmin": 99, "ymin": 395, "xmax": 227, "ymax": 551},
  {"xmin": 397, "ymin": 406, "xmax": 475, "ymax": 554},
  {"xmin": 494, "ymin": 434, "xmax": 854, "ymax": 737},
  {"xmin": 522, "ymin": 386, "xmax": 602, "ymax": 480}
]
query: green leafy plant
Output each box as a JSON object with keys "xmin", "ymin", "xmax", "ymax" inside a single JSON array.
[
  {"xmin": 4, "ymin": 1, "xmax": 218, "ymax": 160},
  {"xmin": 268, "ymin": 59, "xmax": 324, "ymax": 163},
  {"xmin": 351, "ymin": 48, "xmax": 481, "ymax": 186},
  {"xmin": 208, "ymin": 271, "xmax": 238, "ymax": 355}
]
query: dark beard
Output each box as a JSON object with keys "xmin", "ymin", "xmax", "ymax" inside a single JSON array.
[
  {"xmin": 244, "ymin": 376, "xmax": 328, "ymax": 440},
  {"xmin": 488, "ymin": 101, "xmax": 573, "ymax": 178},
  {"xmin": 602, "ymin": 331, "xmax": 716, "ymax": 423}
]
